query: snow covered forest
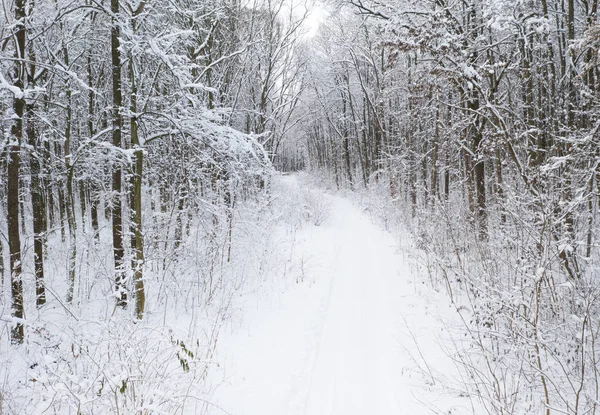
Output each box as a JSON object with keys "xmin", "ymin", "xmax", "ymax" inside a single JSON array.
[{"xmin": 2, "ymin": 0, "xmax": 600, "ymax": 413}]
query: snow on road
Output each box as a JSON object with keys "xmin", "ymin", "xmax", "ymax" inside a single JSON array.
[{"xmin": 205, "ymin": 178, "xmax": 477, "ymax": 415}]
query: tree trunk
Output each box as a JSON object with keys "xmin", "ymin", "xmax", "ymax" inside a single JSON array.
[
  {"xmin": 28, "ymin": 102, "xmax": 46, "ymax": 307},
  {"xmin": 90, "ymin": 184, "xmax": 100, "ymax": 241},
  {"xmin": 467, "ymin": 92, "xmax": 487, "ymax": 239},
  {"xmin": 8, "ymin": 0, "xmax": 27, "ymax": 344},
  {"xmin": 111, "ymin": 0, "xmax": 127, "ymax": 307},
  {"xmin": 57, "ymin": 181, "xmax": 67, "ymax": 243},
  {"xmin": 0, "ymin": 230, "xmax": 4, "ymax": 288},
  {"xmin": 27, "ymin": 31, "xmax": 46, "ymax": 307},
  {"xmin": 64, "ymin": 62, "xmax": 77, "ymax": 303},
  {"xmin": 495, "ymin": 147, "xmax": 506, "ymax": 224},
  {"xmin": 340, "ymin": 76, "xmax": 353, "ymax": 190},
  {"xmin": 8, "ymin": 139, "xmax": 24, "ymax": 344},
  {"xmin": 361, "ymin": 101, "xmax": 370, "ymax": 183},
  {"xmin": 431, "ymin": 103, "xmax": 440, "ymax": 204},
  {"xmin": 129, "ymin": 32, "xmax": 145, "ymax": 318},
  {"xmin": 44, "ymin": 139, "xmax": 55, "ymax": 228},
  {"xmin": 88, "ymin": 48, "xmax": 100, "ymax": 241},
  {"xmin": 79, "ymin": 182, "xmax": 87, "ymax": 225}
]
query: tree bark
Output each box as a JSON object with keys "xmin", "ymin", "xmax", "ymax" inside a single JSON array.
[
  {"xmin": 129, "ymin": 10, "xmax": 146, "ymax": 318},
  {"xmin": 8, "ymin": 0, "xmax": 27, "ymax": 344},
  {"xmin": 111, "ymin": 0, "xmax": 127, "ymax": 307},
  {"xmin": 431, "ymin": 102, "xmax": 440, "ymax": 204},
  {"xmin": 88, "ymin": 48, "xmax": 100, "ymax": 241},
  {"xmin": 27, "ymin": 29, "xmax": 46, "ymax": 307},
  {"xmin": 64, "ymin": 68, "xmax": 77, "ymax": 302},
  {"xmin": 340, "ymin": 74, "xmax": 353, "ymax": 189}
]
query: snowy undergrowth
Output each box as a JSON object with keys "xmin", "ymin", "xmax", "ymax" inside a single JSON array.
[
  {"xmin": 0, "ymin": 175, "xmax": 310, "ymax": 415},
  {"xmin": 351, "ymin": 179, "xmax": 531, "ymax": 413},
  {"xmin": 350, "ymin": 175, "xmax": 600, "ymax": 415},
  {"xmin": 348, "ymin": 179, "xmax": 518, "ymax": 413}
]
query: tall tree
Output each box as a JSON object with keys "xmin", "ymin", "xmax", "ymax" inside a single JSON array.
[
  {"xmin": 7, "ymin": 0, "xmax": 27, "ymax": 344},
  {"xmin": 26, "ymin": 0, "xmax": 46, "ymax": 306},
  {"xmin": 111, "ymin": 0, "xmax": 126, "ymax": 307},
  {"xmin": 129, "ymin": 0, "xmax": 146, "ymax": 319}
]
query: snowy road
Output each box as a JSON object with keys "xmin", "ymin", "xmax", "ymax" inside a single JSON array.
[
  {"xmin": 207, "ymin": 182, "xmax": 475, "ymax": 415},
  {"xmin": 301, "ymin": 196, "xmax": 411, "ymax": 414}
]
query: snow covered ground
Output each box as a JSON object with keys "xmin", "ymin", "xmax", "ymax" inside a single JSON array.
[
  {"xmin": 0, "ymin": 175, "xmax": 481, "ymax": 414},
  {"xmin": 205, "ymin": 176, "xmax": 480, "ymax": 415}
]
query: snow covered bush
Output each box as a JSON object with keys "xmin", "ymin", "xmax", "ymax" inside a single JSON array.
[
  {"xmin": 301, "ymin": 188, "xmax": 331, "ymax": 226},
  {"xmin": 2, "ymin": 320, "xmax": 209, "ymax": 414},
  {"xmin": 346, "ymin": 170, "xmax": 600, "ymax": 414}
]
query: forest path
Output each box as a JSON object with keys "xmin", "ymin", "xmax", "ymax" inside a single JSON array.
[
  {"xmin": 206, "ymin": 177, "xmax": 473, "ymax": 415},
  {"xmin": 297, "ymin": 190, "xmax": 413, "ymax": 414}
]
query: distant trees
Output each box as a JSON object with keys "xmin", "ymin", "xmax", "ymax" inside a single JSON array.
[{"xmin": 301, "ymin": 12, "xmax": 391, "ymax": 188}]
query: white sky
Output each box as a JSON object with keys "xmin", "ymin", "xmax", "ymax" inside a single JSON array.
[{"xmin": 305, "ymin": 2, "xmax": 326, "ymax": 38}]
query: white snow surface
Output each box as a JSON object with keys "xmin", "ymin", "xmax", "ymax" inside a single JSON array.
[{"xmin": 205, "ymin": 176, "xmax": 478, "ymax": 415}]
